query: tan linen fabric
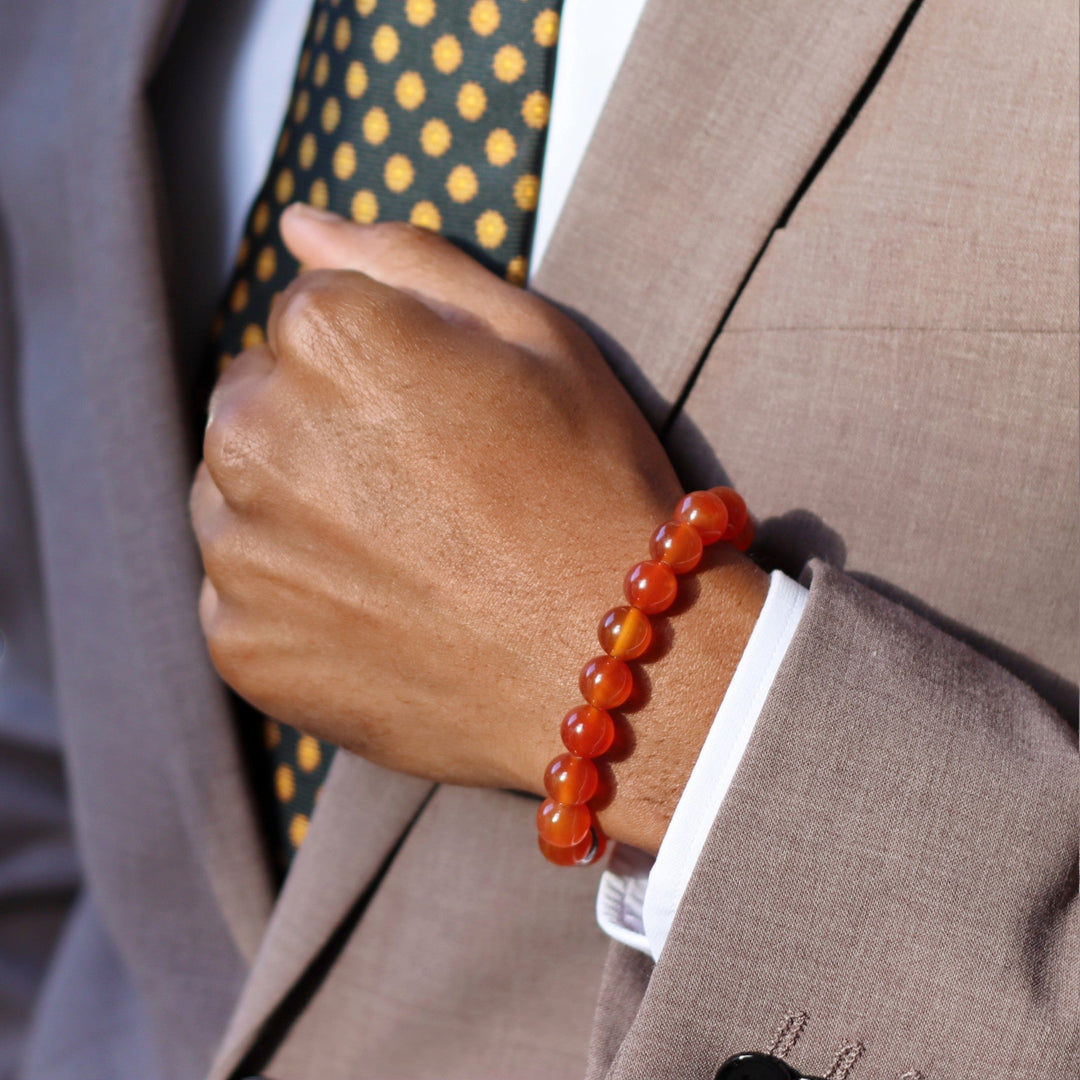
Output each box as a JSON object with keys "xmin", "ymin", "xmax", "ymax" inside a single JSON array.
[
  {"xmin": 535, "ymin": 0, "xmax": 918, "ymax": 425},
  {"xmin": 0, "ymin": 0, "xmax": 1074, "ymax": 1078},
  {"xmin": 593, "ymin": 563, "xmax": 1078, "ymax": 1079},
  {"xmin": 666, "ymin": 0, "xmax": 1080, "ymax": 686}
]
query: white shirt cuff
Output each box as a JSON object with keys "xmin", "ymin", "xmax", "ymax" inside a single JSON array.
[{"xmin": 596, "ymin": 569, "xmax": 809, "ymax": 960}]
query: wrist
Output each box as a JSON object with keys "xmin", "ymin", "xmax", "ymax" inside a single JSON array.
[{"xmin": 588, "ymin": 546, "xmax": 768, "ymax": 856}]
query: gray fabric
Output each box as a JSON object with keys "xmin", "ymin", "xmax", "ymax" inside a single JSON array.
[
  {"xmin": 0, "ymin": 67, "xmax": 79, "ymax": 1077},
  {"xmin": 2, "ymin": 1, "xmax": 268, "ymax": 1076},
  {"xmin": 0, "ymin": 0, "xmax": 1074, "ymax": 1077},
  {"xmin": 20, "ymin": 897, "xmax": 164, "ymax": 1080}
]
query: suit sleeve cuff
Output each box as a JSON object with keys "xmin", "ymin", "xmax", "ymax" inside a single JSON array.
[{"xmin": 596, "ymin": 569, "xmax": 808, "ymax": 960}]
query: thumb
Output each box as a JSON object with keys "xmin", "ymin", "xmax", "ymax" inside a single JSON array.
[{"xmin": 279, "ymin": 203, "xmax": 551, "ymax": 347}]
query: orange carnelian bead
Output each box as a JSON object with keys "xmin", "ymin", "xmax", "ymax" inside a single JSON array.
[
  {"xmin": 544, "ymin": 752, "xmax": 599, "ymax": 804},
  {"xmin": 587, "ymin": 825, "xmax": 604, "ymax": 859},
  {"xmin": 561, "ymin": 705, "xmax": 615, "ymax": 758},
  {"xmin": 731, "ymin": 515, "xmax": 755, "ymax": 552},
  {"xmin": 536, "ymin": 798, "xmax": 591, "ymax": 847},
  {"xmin": 710, "ymin": 486, "xmax": 748, "ymax": 540},
  {"xmin": 624, "ymin": 560, "xmax": 678, "ymax": 614},
  {"xmin": 598, "ymin": 605, "xmax": 653, "ymax": 660},
  {"xmin": 579, "ymin": 655, "xmax": 633, "ymax": 709},
  {"xmin": 538, "ymin": 829, "xmax": 603, "ymax": 866},
  {"xmin": 673, "ymin": 489, "xmax": 729, "ymax": 544},
  {"xmin": 650, "ymin": 520, "xmax": 704, "ymax": 574}
]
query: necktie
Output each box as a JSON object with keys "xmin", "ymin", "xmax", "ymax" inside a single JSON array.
[{"xmin": 207, "ymin": 0, "xmax": 563, "ymax": 871}]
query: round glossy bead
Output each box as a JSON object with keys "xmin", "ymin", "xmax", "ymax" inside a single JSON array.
[
  {"xmin": 649, "ymin": 520, "xmax": 704, "ymax": 574},
  {"xmin": 536, "ymin": 798, "xmax": 591, "ymax": 847},
  {"xmin": 561, "ymin": 705, "xmax": 615, "ymax": 758},
  {"xmin": 538, "ymin": 828, "xmax": 604, "ymax": 867},
  {"xmin": 710, "ymin": 486, "xmax": 748, "ymax": 540},
  {"xmin": 598, "ymin": 605, "xmax": 653, "ymax": 660},
  {"xmin": 587, "ymin": 829, "xmax": 607, "ymax": 864},
  {"xmin": 673, "ymin": 489, "xmax": 729, "ymax": 544},
  {"xmin": 544, "ymin": 752, "xmax": 599, "ymax": 804},
  {"xmin": 579, "ymin": 655, "xmax": 633, "ymax": 709},
  {"xmin": 623, "ymin": 560, "xmax": 678, "ymax": 614},
  {"xmin": 731, "ymin": 515, "xmax": 755, "ymax": 552}
]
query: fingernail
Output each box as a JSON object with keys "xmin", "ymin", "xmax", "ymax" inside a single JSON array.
[{"xmin": 285, "ymin": 202, "xmax": 343, "ymax": 224}]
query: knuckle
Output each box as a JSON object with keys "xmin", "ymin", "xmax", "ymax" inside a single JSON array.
[
  {"xmin": 207, "ymin": 629, "xmax": 278, "ymax": 715},
  {"xmin": 372, "ymin": 220, "xmax": 420, "ymax": 243},
  {"xmin": 521, "ymin": 295, "xmax": 590, "ymax": 357},
  {"xmin": 203, "ymin": 402, "xmax": 272, "ymax": 509},
  {"xmin": 369, "ymin": 220, "xmax": 435, "ymax": 255},
  {"xmin": 195, "ymin": 518, "xmax": 238, "ymax": 585},
  {"xmin": 189, "ymin": 461, "xmax": 216, "ymax": 532},
  {"xmin": 276, "ymin": 270, "xmax": 362, "ymax": 356},
  {"xmin": 368, "ymin": 222, "xmax": 456, "ymax": 282},
  {"xmin": 190, "ymin": 471, "xmax": 244, "ymax": 583},
  {"xmin": 198, "ymin": 576, "xmax": 220, "ymax": 635},
  {"xmin": 204, "ymin": 621, "xmax": 248, "ymax": 692},
  {"xmin": 199, "ymin": 590, "xmax": 255, "ymax": 692},
  {"xmin": 199, "ymin": 581, "xmax": 236, "ymax": 676},
  {"xmin": 276, "ymin": 271, "xmax": 419, "ymax": 391}
]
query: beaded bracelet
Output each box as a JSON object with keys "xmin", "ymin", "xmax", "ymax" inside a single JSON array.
[{"xmin": 536, "ymin": 487, "xmax": 754, "ymax": 866}]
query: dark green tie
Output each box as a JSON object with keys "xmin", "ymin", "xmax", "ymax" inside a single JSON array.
[{"xmin": 207, "ymin": 0, "xmax": 564, "ymax": 871}]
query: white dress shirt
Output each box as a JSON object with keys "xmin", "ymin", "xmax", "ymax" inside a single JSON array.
[{"xmin": 196, "ymin": 0, "xmax": 809, "ymax": 961}]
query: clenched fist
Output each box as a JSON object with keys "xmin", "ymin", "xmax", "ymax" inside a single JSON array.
[{"xmin": 191, "ymin": 205, "xmax": 765, "ymax": 853}]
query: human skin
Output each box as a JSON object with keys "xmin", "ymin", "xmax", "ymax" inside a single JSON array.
[{"xmin": 190, "ymin": 204, "xmax": 768, "ymax": 855}]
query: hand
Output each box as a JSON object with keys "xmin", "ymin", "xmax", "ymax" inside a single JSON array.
[{"xmin": 191, "ymin": 206, "xmax": 767, "ymax": 853}]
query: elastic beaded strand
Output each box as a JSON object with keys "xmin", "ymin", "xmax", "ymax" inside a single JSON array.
[
  {"xmin": 538, "ymin": 828, "xmax": 605, "ymax": 867},
  {"xmin": 731, "ymin": 515, "xmax": 755, "ymax": 552},
  {"xmin": 579, "ymin": 655, "xmax": 633, "ymax": 709},
  {"xmin": 544, "ymin": 752, "xmax": 599, "ymax": 804},
  {"xmin": 538, "ymin": 488, "xmax": 753, "ymax": 866},
  {"xmin": 650, "ymin": 520, "xmax": 704, "ymax": 574},
  {"xmin": 598, "ymin": 605, "xmax": 653, "ymax": 660},
  {"xmin": 710, "ymin": 486, "xmax": 748, "ymax": 540},
  {"xmin": 623, "ymin": 560, "xmax": 678, "ymax": 614},
  {"xmin": 673, "ymin": 490, "xmax": 729, "ymax": 544},
  {"xmin": 561, "ymin": 705, "xmax": 615, "ymax": 758},
  {"xmin": 537, "ymin": 798, "xmax": 592, "ymax": 847}
]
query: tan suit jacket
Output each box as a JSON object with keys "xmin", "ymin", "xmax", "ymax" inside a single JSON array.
[{"xmin": 0, "ymin": 0, "xmax": 1075, "ymax": 1077}]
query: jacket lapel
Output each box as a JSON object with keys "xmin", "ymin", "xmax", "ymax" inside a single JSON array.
[
  {"xmin": 533, "ymin": 0, "xmax": 916, "ymax": 429},
  {"xmin": 68, "ymin": 0, "xmax": 274, "ymax": 963},
  {"xmin": 207, "ymin": 755, "xmax": 435, "ymax": 1080},
  {"xmin": 67, "ymin": 0, "xmax": 440, "ymax": 1069}
]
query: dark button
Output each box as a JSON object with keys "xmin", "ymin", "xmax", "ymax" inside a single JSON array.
[{"xmin": 715, "ymin": 1053, "xmax": 801, "ymax": 1080}]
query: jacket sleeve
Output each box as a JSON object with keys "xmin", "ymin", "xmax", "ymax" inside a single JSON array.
[{"xmin": 588, "ymin": 561, "xmax": 1078, "ymax": 1080}]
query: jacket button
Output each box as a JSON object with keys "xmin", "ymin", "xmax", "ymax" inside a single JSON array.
[{"xmin": 714, "ymin": 1053, "xmax": 802, "ymax": 1080}]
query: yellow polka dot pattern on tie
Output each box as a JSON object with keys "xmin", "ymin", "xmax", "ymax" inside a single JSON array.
[
  {"xmin": 258, "ymin": 718, "xmax": 331, "ymax": 872},
  {"xmin": 208, "ymin": 0, "xmax": 563, "ymax": 869}
]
